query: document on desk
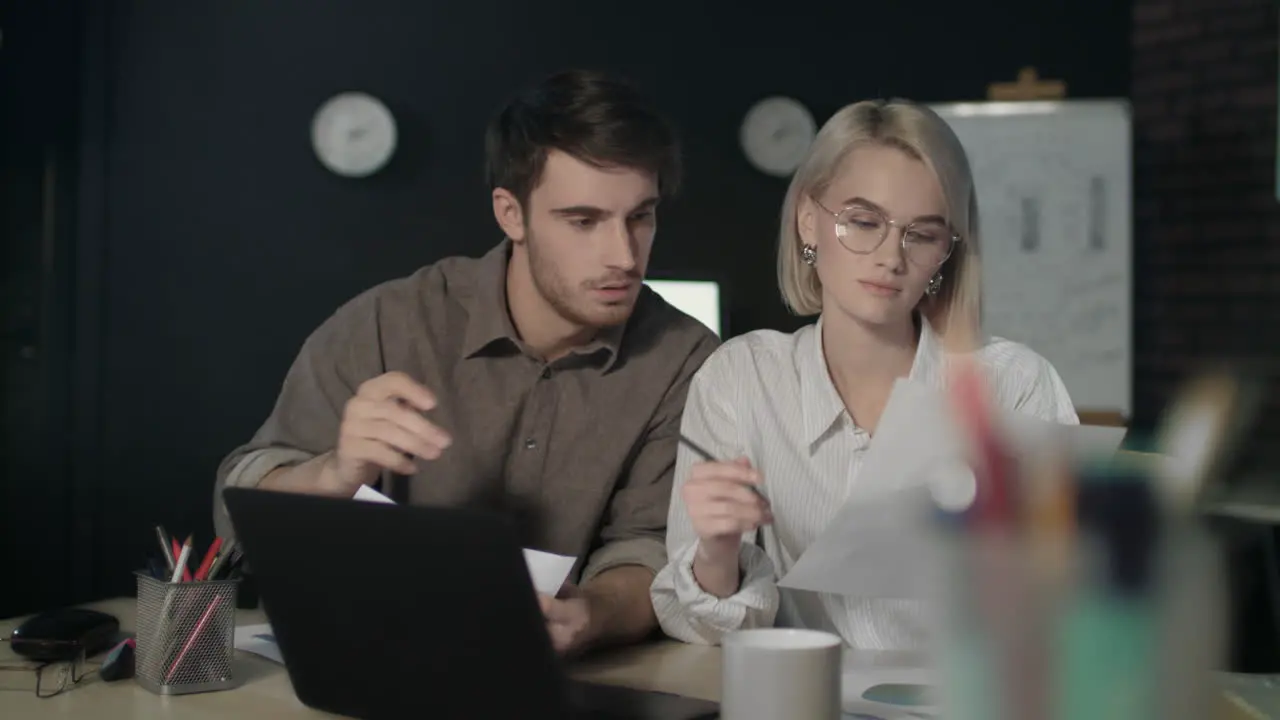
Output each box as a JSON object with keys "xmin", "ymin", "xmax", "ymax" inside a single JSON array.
[
  {"xmin": 352, "ymin": 484, "xmax": 577, "ymax": 595},
  {"xmin": 778, "ymin": 378, "xmax": 1128, "ymax": 598},
  {"xmin": 233, "ymin": 623, "xmax": 283, "ymax": 664}
]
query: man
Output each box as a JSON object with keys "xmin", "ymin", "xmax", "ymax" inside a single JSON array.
[{"xmin": 213, "ymin": 69, "xmax": 719, "ymax": 657}]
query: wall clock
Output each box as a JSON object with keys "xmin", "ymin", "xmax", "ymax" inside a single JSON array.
[
  {"xmin": 739, "ymin": 96, "xmax": 817, "ymax": 178},
  {"xmin": 310, "ymin": 92, "xmax": 398, "ymax": 178}
]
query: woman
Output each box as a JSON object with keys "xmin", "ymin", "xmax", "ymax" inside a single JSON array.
[{"xmin": 649, "ymin": 99, "xmax": 1078, "ymax": 650}]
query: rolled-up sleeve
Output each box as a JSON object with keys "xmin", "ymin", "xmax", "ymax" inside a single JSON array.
[
  {"xmin": 650, "ymin": 353, "xmax": 780, "ymax": 645},
  {"xmin": 212, "ymin": 290, "xmax": 385, "ymax": 539},
  {"xmin": 213, "ymin": 447, "xmax": 317, "ymax": 539},
  {"xmin": 579, "ymin": 334, "xmax": 720, "ymax": 584}
]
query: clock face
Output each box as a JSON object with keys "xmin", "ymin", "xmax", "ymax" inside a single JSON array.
[
  {"xmin": 310, "ymin": 92, "xmax": 398, "ymax": 178},
  {"xmin": 739, "ymin": 96, "xmax": 817, "ymax": 178}
]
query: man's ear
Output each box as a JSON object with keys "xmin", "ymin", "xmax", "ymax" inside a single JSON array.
[{"xmin": 492, "ymin": 188, "xmax": 527, "ymax": 242}]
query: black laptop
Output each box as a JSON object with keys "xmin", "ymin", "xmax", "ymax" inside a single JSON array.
[{"xmin": 222, "ymin": 487, "xmax": 720, "ymax": 719}]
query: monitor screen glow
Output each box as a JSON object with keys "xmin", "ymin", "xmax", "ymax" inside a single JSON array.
[{"xmin": 644, "ymin": 280, "xmax": 722, "ymax": 337}]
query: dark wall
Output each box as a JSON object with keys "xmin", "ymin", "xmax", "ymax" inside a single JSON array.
[
  {"xmin": 4, "ymin": 1, "xmax": 1132, "ymax": 615},
  {"xmin": 1, "ymin": 0, "xmax": 89, "ymax": 621}
]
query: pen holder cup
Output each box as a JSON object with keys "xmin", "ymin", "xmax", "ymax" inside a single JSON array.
[
  {"xmin": 932, "ymin": 520, "xmax": 1227, "ymax": 720},
  {"xmin": 134, "ymin": 572, "xmax": 242, "ymax": 695}
]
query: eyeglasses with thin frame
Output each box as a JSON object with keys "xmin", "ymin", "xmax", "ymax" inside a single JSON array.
[
  {"xmin": 812, "ymin": 196, "xmax": 961, "ymax": 269},
  {"xmin": 0, "ymin": 649, "xmax": 96, "ymax": 699}
]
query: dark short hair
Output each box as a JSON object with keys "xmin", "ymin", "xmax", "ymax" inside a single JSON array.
[{"xmin": 484, "ymin": 69, "xmax": 682, "ymax": 208}]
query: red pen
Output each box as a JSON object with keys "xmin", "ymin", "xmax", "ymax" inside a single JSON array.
[
  {"xmin": 950, "ymin": 360, "xmax": 1012, "ymax": 524},
  {"xmin": 193, "ymin": 537, "xmax": 223, "ymax": 581},
  {"xmin": 948, "ymin": 358, "xmax": 1038, "ymax": 719}
]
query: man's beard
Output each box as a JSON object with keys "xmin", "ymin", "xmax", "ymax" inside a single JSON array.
[{"xmin": 527, "ymin": 234, "xmax": 633, "ymax": 329}]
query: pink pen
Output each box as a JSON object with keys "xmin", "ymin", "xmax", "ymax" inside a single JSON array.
[{"xmin": 165, "ymin": 595, "xmax": 223, "ymax": 682}]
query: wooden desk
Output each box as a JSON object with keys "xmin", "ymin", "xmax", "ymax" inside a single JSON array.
[
  {"xmin": 0, "ymin": 597, "xmax": 721, "ymax": 718},
  {"xmin": 4, "ymin": 598, "xmax": 1275, "ymax": 719}
]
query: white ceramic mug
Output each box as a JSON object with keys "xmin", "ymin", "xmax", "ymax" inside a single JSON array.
[{"xmin": 721, "ymin": 628, "xmax": 843, "ymax": 720}]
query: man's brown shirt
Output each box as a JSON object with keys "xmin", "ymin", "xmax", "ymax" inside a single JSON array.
[{"xmin": 214, "ymin": 240, "xmax": 720, "ymax": 583}]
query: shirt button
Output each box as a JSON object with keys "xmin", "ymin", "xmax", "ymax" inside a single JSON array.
[{"xmin": 524, "ymin": 438, "xmax": 538, "ymax": 450}]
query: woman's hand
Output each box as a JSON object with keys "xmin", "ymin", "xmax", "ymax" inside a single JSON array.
[{"xmin": 682, "ymin": 457, "xmax": 772, "ymax": 596}]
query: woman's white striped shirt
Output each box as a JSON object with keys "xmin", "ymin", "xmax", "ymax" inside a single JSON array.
[{"xmin": 649, "ymin": 316, "xmax": 1079, "ymax": 650}]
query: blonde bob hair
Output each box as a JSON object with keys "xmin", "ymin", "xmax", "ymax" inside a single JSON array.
[{"xmin": 777, "ymin": 99, "xmax": 982, "ymax": 346}]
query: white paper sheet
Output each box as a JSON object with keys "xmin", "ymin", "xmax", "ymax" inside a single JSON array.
[
  {"xmin": 351, "ymin": 483, "xmax": 577, "ymax": 595},
  {"xmin": 782, "ymin": 485, "xmax": 943, "ymax": 600},
  {"xmin": 353, "ymin": 483, "xmax": 396, "ymax": 504},
  {"xmin": 521, "ymin": 549, "xmax": 580, "ymax": 596},
  {"xmin": 778, "ymin": 378, "xmax": 1128, "ymax": 598},
  {"xmin": 233, "ymin": 623, "xmax": 283, "ymax": 663}
]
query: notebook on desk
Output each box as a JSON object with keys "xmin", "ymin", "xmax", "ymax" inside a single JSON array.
[{"xmin": 222, "ymin": 487, "xmax": 719, "ymax": 720}]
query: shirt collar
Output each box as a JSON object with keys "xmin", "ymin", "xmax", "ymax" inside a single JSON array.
[
  {"xmin": 798, "ymin": 314, "xmax": 943, "ymax": 446},
  {"xmin": 461, "ymin": 239, "xmax": 624, "ymax": 371},
  {"xmin": 798, "ymin": 317, "xmax": 847, "ymax": 447}
]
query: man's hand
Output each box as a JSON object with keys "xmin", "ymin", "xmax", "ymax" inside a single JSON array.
[
  {"xmin": 539, "ymin": 586, "xmax": 596, "ymax": 657},
  {"xmin": 538, "ymin": 566, "xmax": 658, "ymax": 656},
  {"xmin": 324, "ymin": 372, "xmax": 453, "ymax": 495}
]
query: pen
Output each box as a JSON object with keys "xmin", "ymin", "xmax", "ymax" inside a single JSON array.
[
  {"xmin": 1026, "ymin": 452, "xmax": 1075, "ymax": 590},
  {"xmin": 949, "ymin": 362, "xmax": 1012, "ymax": 524},
  {"xmin": 222, "ymin": 547, "xmax": 245, "ymax": 579},
  {"xmin": 1152, "ymin": 368, "xmax": 1257, "ymax": 514},
  {"xmin": 679, "ymin": 434, "xmax": 768, "ymax": 501},
  {"xmin": 205, "ymin": 540, "xmax": 236, "ymax": 581},
  {"xmin": 194, "ymin": 537, "xmax": 224, "ymax": 581},
  {"xmin": 165, "ymin": 595, "xmax": 224, "ymax": 682},
  {"xmin": 946, "ymin": 358, "xmax": 1029, "ymax": 719},
  {"xmin": 155, "ymin": 526, "xmax": 175, "ymax": 573},
  {"xmin": 1056, "ymin": 467, "xmax": 1160, "ymax": 720},
  {"xmin": 170, "ymin": 537, "xmax": 192, "ymax": 584},
  {"xmin": 171, "ymin": 538, "xmax": 192, "ymax": 582}
]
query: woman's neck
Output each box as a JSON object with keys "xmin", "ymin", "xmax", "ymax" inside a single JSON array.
[{"xmin": 821, "ymin": 310, "xmax": 920, "ymax": 432}]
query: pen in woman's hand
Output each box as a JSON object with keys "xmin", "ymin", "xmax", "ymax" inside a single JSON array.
[{"xmin": 679, "ymin": 434, "xmax": 769, "ymax": 501}]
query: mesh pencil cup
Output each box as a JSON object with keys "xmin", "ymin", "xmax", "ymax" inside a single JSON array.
[{"xmin": 134, "ymin": 572, "xmax": 242, "ymax": 695}]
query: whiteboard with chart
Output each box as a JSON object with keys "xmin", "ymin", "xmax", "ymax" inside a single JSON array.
[{"xmin": 930, "ymin": 100, "xmax": 1132, "ymax": 416}]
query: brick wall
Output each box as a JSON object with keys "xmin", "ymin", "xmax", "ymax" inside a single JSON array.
[
  {"xmin": 1132, "ymin": 0, "xmax": 1280, "ymax": 460},
  {"xmin": 1134, "ymin": 0, "xmax": 1280, "ymax": 672}
]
